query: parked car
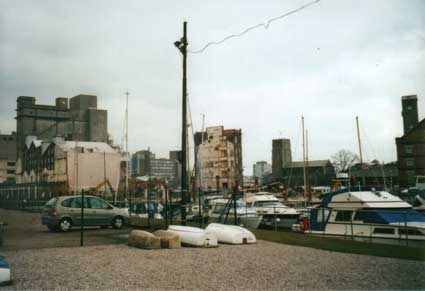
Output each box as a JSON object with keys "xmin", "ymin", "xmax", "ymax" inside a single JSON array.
[{"xmin": 42, "ymin": 195, "xmax": 129, "ymax": 232}]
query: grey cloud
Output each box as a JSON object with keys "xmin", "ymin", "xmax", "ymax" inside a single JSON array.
[{"xmin": 0, "ymin": 0, "xmax": 424, "ymax": 174}]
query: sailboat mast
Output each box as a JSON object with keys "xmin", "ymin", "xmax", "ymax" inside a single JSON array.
[
  {"xmin": 356, "ymin": 116, "xmax": 363, "ymax": 164},
  {"xmin": 198, "ymin": 113, "xmax": 205, "ymax": 189},
  {"xmin": 197, "ymin": 113, "xmax": 205, "ymax": 227},
  {"xmin": 125, "ymin": 91, "xmax": 130, "ymax": 199},
  {"xmin": 306, "ymin": 129, "xmax": 311, "ymax": 202},
  {"xmin": 302, "ymin": 116, "xmax": 307, "ymax": 199}
]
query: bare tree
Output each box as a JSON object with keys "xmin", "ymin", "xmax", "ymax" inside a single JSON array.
[{"xmin": 331, "ymin": 149, "xmax": 359, "ymax": 173}]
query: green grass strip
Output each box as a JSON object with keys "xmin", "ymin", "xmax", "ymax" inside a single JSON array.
[{"xmin": 253, "ymin": 229, "xmax": 425, "ymax": 261}]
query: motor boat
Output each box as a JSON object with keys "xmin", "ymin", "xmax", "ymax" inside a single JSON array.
[
  {"xmin": 207, "ymin": 198, "xmax": 262, "ymax": 229},
  {"xmin": 307, "ymin": 187, "xmax": 425, "ymax": 243},
  {"xmin": 167, "ymin": 225, "xmax": 218, "ymax": 247},
  {"xmin": 205, "ymin": 223, "xmax": 256, "ymax": 244},
  {"xmin": 244, "ymin": 192, "xmax": 300, "ymax": 228}
]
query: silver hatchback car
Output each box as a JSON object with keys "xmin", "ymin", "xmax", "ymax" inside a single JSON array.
[{"xmin": 41, "ymin": 195, "xmax": 129, "ymax": 232}]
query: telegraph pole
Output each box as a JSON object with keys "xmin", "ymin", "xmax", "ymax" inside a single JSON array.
[{"xmin": 174, "ymin": 22, "xmax": 188, "ymax": 225}]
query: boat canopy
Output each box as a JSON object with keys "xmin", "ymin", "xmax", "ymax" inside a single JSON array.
[{"xmin": 320, "ymin": 187, "xmax": 412, "ymax": 209}]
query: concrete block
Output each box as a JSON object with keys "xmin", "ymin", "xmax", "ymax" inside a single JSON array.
[
  {"xmin": 128, "ymin": 230, "xmax": 161, "ymax": 249},
  {"xmin": 153, "ymin": 230, "xmax": 181, "ymax": 249}
]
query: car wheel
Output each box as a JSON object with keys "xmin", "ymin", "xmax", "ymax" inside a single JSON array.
[
  {"xmin": 58, "ymin": 218, "xmax": 72, "ymax": 232},
  {"xmin": 112, "ymin": 216, "xmax": 123, "ymax": 229}
]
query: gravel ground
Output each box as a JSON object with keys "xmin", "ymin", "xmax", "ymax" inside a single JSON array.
[{"xmin": 1, "ymin": 240, "xmax": 424, "ymax": 291}]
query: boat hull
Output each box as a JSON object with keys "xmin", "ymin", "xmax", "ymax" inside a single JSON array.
[
  {"xmin": 167, "ymin": 225, "xmax": 218, "ymax": 247},
  {"xmin": 308, "ymin": 222, "xmax": 425, "ymax": 244},
  {"xmin": 208, "ymin": 216, "xmax": 262, "ymax": 229},
  {"xmin": 259, "ymin": 214, "xmax": 299, "ymax": 229},
  {"xmin": 205, "ymin": 223, "xmax": 256, "ymax": 244}
]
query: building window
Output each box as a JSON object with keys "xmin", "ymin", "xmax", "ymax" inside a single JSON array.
[
  {"xmin": 404, "ymin": 145, "xmax": 413, "ymax": 154},
  {"xmin": 7, "ymin": 162, "xmax": 15, "ymax": 167},
  {"xmin": 7, "ymin": 170, "xmax": 15, "ymax": 174},
  {"xmin": 405, "ymin": 158, "xmax": 415, "ymax": 168}
]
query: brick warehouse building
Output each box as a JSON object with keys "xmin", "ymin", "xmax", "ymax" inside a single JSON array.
[{"xmin": 395, "ymin": 95, "xmax": 425, "ymax": 187}]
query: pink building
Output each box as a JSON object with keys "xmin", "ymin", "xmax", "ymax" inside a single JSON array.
[{"xmin": 17, "ymin": 137, "xmax": 121, "ymax": 192}]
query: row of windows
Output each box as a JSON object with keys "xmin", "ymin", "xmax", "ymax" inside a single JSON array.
[
  {"xmin": 61, "ymin": 197, "xmax": 111, "ymax": 209},
  {"xmin": 373, "ymin": 228, "xmax": 424, "ymax": 236}
]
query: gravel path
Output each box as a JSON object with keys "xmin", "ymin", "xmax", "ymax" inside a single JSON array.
[{"xmin": 1, "ymin": 240, "xmax": 424, "ymax": 290}]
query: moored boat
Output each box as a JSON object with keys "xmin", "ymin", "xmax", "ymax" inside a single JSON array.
[
  {"xmin": 207, "ymin": 198, "xmax": 262, "ymax": 229},
  {"xmin": 245, "ymin": 192, "xmax": 300, "ymax": 228},
  {"xmin": 307, "ymin": 187, "xmax": 425, "ymax": 243}
]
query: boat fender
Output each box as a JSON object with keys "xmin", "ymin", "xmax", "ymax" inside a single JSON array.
[{"xmin": 301, "ymin": 217, "xmax": 310, "ymax": 231}]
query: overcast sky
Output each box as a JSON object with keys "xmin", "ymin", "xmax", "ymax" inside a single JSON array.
[{"xmin": 1, "ymin": 0, "xmax": 424, "ymax": 175}]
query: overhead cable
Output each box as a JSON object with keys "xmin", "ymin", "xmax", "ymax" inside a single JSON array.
[{"xmin": 188, "ymin": 0, "xmax": 321, "ymax": 54}]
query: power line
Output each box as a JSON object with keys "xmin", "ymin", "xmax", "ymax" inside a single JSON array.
[{"xmin": 188, "ymin": 0, "xmax": 321, "ymax": 54}]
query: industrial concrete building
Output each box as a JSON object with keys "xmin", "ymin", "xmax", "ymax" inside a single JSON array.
[
  {"xmin": 272, "ymin": 138, "xmax": 292, "ymax": 179},
  {"xmin": 16, "ymin": 94, "xmax": 108, "ymax": 163},
  {"xmin": 194, "ymin": 126, "xmax": 243, "ymax": 192},
  {"xmin": 131, "ymin": 150, "xmax": 180, "ymax": 187},
  {"xmin": 131, "ymin": 150, "xmax": 156, "ymax": 176},
  {"xmin": 0, "ymin": 132, "xmax": 17, "ymax": 183},
  {"xmin": 17, "ymin": 137, "xmax": 121, "ymax": 192},
  {"xmin": 253, "ymin": 161, "xmax": 272, "ymax": 181},
  {"xmin": 395, "ymin": 95, "xmax": 425, "ymax": 187}
]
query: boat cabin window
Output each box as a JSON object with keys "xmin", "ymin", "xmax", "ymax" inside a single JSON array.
[
  {"xmin": 317, "ymin": 208, "xmax": 331, "ymax": 223},
  {"xmin": 373, "ymin": 228, "xmax": 394, "ymax": 235},
  {"xmin": 335, "ymin": 211, "xmax": 353, "ymax": 222},
  {"xmin": 255, "ymin": 201, "xmax": 282, "ymax": 207},
  {"xmin": 399, "ymin": 229, "xmax": 424, "ymax": 236}
]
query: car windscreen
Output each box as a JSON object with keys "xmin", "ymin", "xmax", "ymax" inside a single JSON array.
[{"xmin": 44, "ymin": 198, "xmax": 57, "ymax": 208}]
